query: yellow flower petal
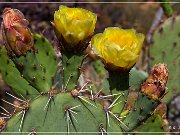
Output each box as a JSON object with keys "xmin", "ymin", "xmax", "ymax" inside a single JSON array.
[
  {"xmin": 91, "ymin": 27, "xmax": 145, "ymax": 69},
  {"xmin": 54, "ymin": 5, "xmax": 97, "ymax": 48}
]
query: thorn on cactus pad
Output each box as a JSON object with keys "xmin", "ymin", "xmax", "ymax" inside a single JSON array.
[
  {"xmin": 108, "ymin": 94, "xmax": 123, "ymax": 109},
  {"xmin": 99, "ymin": 93, "xmax": 122, "ymax": 100},
  {"xmin": 65, "ymin": 105, "xmax": 80, "ymax": 134},
  {"xmin": 31, "ymin": 76, "xmax": 36, "ymax": 82},
  {"xmin": 2, "ymin": 93, "xmax": 30, "ymax": 132},
  {"xmin": 1, "ymin": 99, "xmax": 23, "ymax": 109},
  {"xmin": 43, "ymin": 90, "xmax": 59, "ymax": 110},
  {"xmin": 78, "ymin": 82, "xmax": 89, "ymax": 93},
  {"xmin": 17, "ymin": 62, "xmax": 24, "ymax": 69},
  {"xmin": 99, "ymin": 124, "xmax": 108, "ymax": 135},
  {"xmin": 0, "ymin": 112, "xmax": 10, "ymax": 117},
  {"xmin": 28, "ymin": 128, "xmax": 36, "ymax": 135},
  {"xmin": 18, "ymin": 110, "xmax": 26, "ymax": 132},
  {"xmin": 6, "ymin": 92, "xmax": 26, "ymax": 103},
  {"xmin": 78, "ymin": 96, "xmax": 97, "ymax": 108},
  {"xmin": 108, "ymin": 111, "xmax": 129, "ymax": 130},
  {"xmin": 43, "ymin": 96, "xmax": 53, "ymax": 111},
  {"xmin": 140, "ymin": 107, "xmax": 144, "ymax": 113},
  {"xmin": 63, "ymin": 73, "xmax": 73, "ymax": 91},
  {"xmin": 137, "ymin": 116, "xmax": 144, "ymax": 122},
  {"xmin": 0, "ymin": 106, "xmax": 11, "ymax": 117}
]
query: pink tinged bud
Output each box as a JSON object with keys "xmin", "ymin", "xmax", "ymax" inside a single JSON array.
[
  {"xmin": 1, "ymin": 8, "xmax": 34, "ymax": 56},
  {"xmin": 141, "ymin": 64, "xmax": 168, "ymax": 100}
]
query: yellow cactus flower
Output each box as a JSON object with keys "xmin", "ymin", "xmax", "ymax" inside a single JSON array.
[
  {"xmin": 91, "ymin": 27, "xmax": 145, "ymax": 69},
  {"xmin": 54, "ymin": 5, "xmax": 97, "ymax": 50}
]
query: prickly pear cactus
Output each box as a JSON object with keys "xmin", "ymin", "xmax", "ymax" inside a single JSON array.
[
  {"xmin": 134, "ymin": 114, "xmax": 165, "ymax": 134},
  {"xmin": 150, "ymin": 15, "xmax": 180, "ymax": 102},
  {"xmin": 0, "ymin": 6, "xmax": 169, "ymax": 134}
]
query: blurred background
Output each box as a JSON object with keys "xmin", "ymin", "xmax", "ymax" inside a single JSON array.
[{"xmin": 0, "ymin": 0, "xmax": 179, "ymax": 133}]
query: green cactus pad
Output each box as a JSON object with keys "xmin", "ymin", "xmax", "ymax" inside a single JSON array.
[
  {"xmin": 12, "ymin": 34, "xmax": 58, "ymax": 93},
  {"xmin": 0, "ymin": 47, "xmax": 39, "ymax": 99},
  {"xmin": 134, "ymin": 114, "xmax": 164, "ymax": 134},
  {"xmin": 129, "ymin": 68, "xmax": 148, "ymax": 90},
  {"xmin": 34, "ymin": 34, "xmax": 58, "ymax": 83},
  {"xmin": 150, "ymin": 15, "xmax": 180, "ymax": 102},
  {"xmin": 109, "ymin": 68, "xmax": 148, "ymax": 115},
  {"xmin": 62, "ymin": 52, "xmax": 83, "ymax": 91},
  {"xmin": 122, "ymin": 93, "xmax": 160, "ymax": 131},
  {"xmin": 3, "ymin": 93, "xmax": 123, "ymax": 134}
]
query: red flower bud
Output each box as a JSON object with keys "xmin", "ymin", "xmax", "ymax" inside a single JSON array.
[
  {"xmin": 141, "ymin": 64, "xmax": 168, "ymax": 100},
  {"xmin": 1, "ymin": 8, "xmax": 34, "ymax": 56}
]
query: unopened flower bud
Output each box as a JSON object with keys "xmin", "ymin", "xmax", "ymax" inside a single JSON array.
[
  {"xmin": 141, "ymin": 64, "xmax": 168, "ymax": 100},
  {"xmin": 1, "ymin": 8, "xmax": 34, "ymax": 57}
]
